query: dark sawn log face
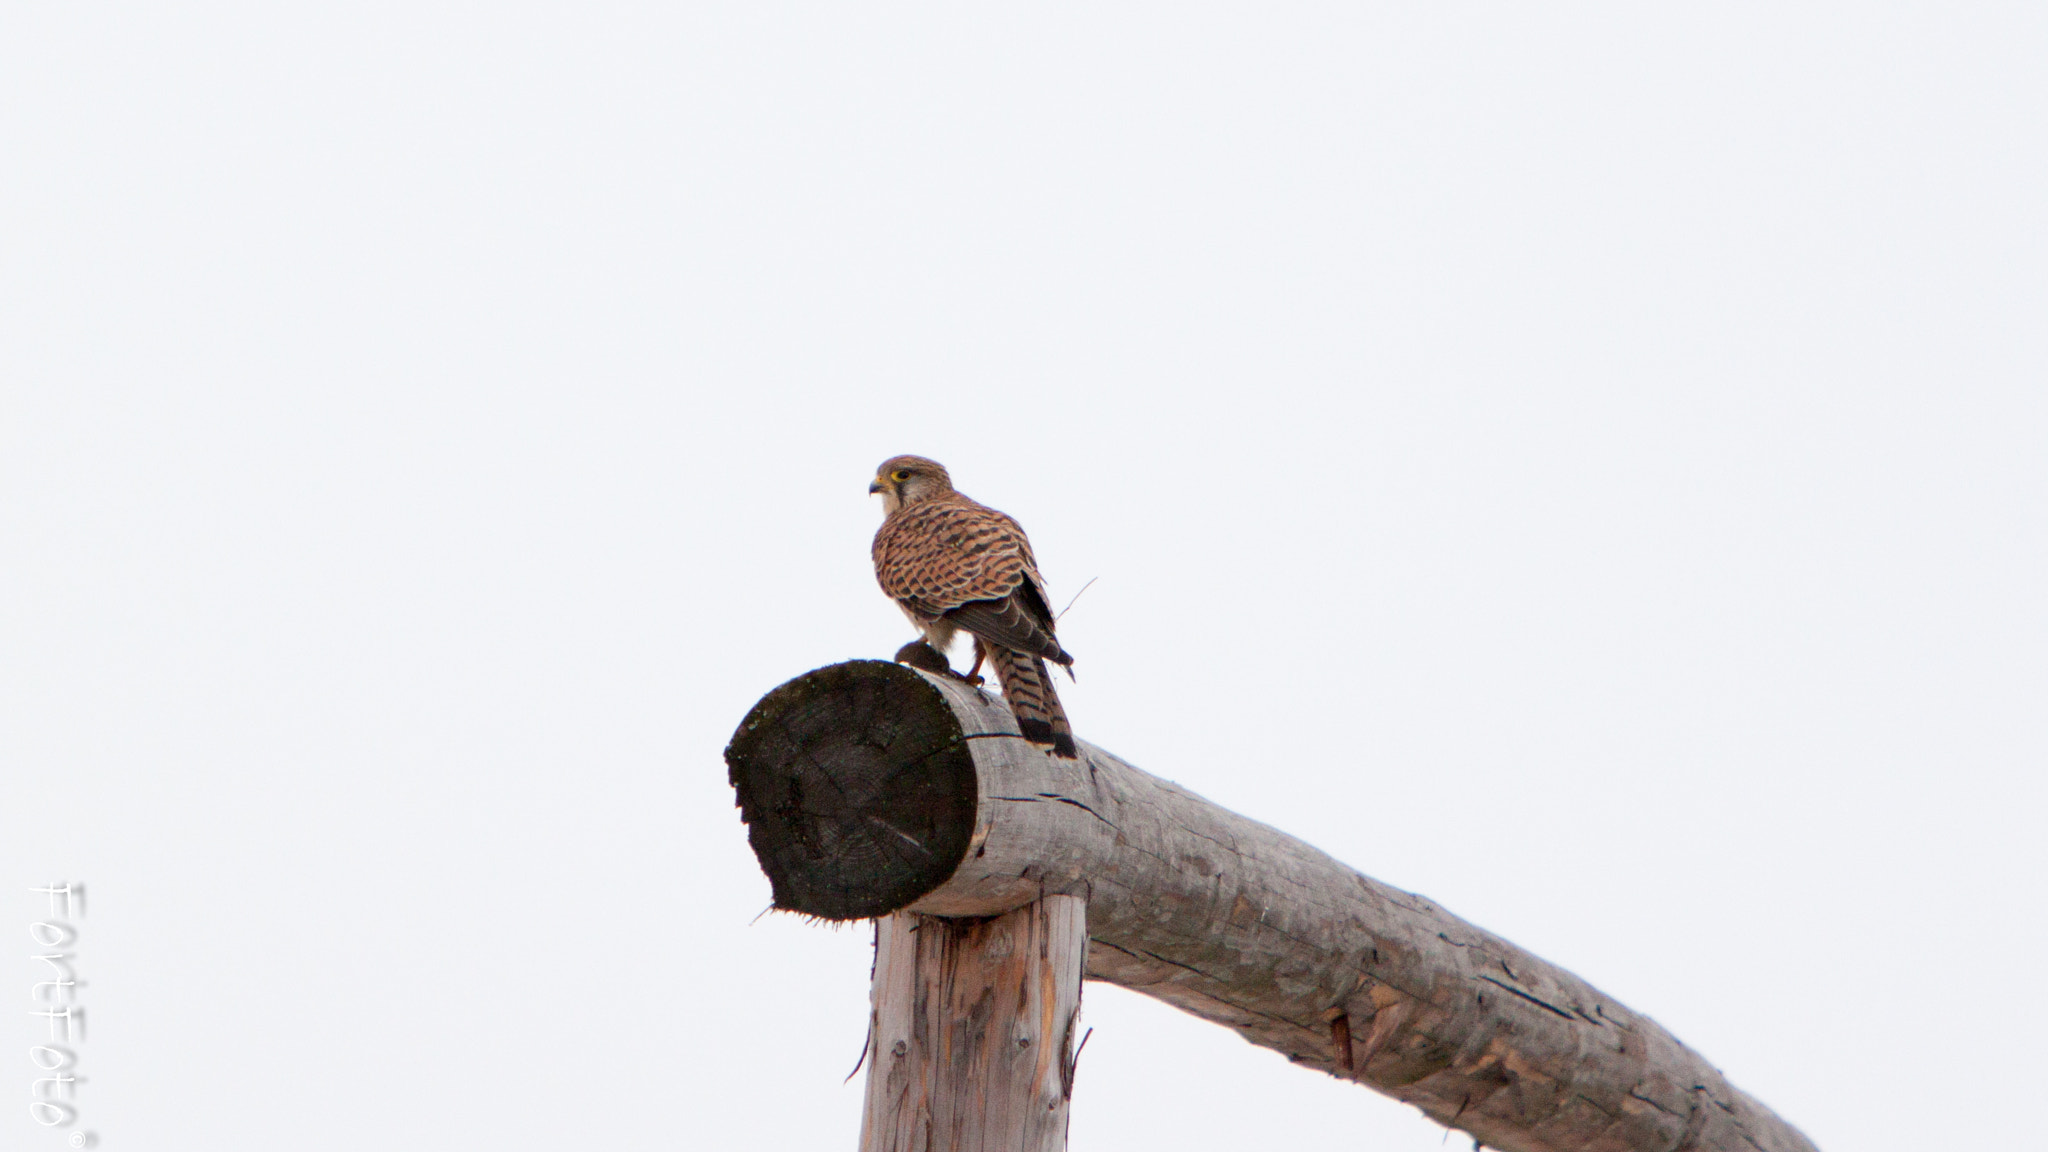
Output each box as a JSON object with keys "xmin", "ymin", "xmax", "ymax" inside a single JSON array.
[{"xmin": 724, "ymin": 660, "xmax": 976, "ymax": 919}]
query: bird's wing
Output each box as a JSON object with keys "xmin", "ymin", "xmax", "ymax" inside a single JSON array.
[
  {"xmin": 943, "ymin": 593, "xmax": 1070, "ymax": 665},
  {"xmin": 873, "ymin": 498, "xmax": 1067, "ymax": 661}
]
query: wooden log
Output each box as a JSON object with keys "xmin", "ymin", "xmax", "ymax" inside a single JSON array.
[
  {"xmin": 859, "ymin": 895, "xmax": 1087, "ymax": 1152},
  {"xmin": 726, "ymin": 660, "xmax": 1818, "ymax": 1152}
]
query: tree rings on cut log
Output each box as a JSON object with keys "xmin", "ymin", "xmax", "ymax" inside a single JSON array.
[{"xmin": 724, "ymin": 660, "xmax": 977, "ymax": 920}]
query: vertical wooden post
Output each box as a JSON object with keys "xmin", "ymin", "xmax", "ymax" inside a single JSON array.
[{"xmin": 859, "ymin": 895, "xmax": 1087, "ymax": 1152}]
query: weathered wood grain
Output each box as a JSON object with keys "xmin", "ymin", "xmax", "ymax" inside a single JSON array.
[
  {"xmin": 725, "ymin": 661, "xmax": 977, "ymax": 919},
  {"xmin": 858, "ymin": 895, "xmax": 1087, "ymax": 1152},
  {"xmin": 726, "ymin": 660, "xmax": 1818, "ymax": 1152}
]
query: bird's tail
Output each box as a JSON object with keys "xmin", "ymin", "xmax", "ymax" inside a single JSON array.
[{"xmin": 984, "ymin": 642, "xmax": 1078, "ymax": 758}]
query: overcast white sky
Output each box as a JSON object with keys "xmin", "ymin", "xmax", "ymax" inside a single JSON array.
[{"xmin": 5, "ymin": 4, "xmax": 2044, "ymax": 1150}]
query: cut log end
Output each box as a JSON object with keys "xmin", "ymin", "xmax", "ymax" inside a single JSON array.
[{"xmin": 725, "ymin": 659, "xmax": 977, "ymax": 920}]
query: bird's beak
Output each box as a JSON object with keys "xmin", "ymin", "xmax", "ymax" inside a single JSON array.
[{"xmin": 869, "ymin": 478, "xmax": 886, "ymax": 495}]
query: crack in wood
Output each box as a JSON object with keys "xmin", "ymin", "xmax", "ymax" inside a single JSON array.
[
  {"xmin": 866, "ymin": 815, "xmax": 935, "ymax": 859},
  {"xmin": 1595, "ymin": 1003, "xmax": 1637, "ymax": 1031},
  {"xmin": 1572, "ymin": 1091, "xmax": 1624, "ymax": 1120},
  {"xmin": 991, "ymin": 794, "xmax": 1118, "ymax": 829},
  {"xmin": 1627, "ymin": 1085, "xmax": 1685, "ymax": 1118},
  {"xmin": 1476, "ymin": 976, "xmax": 1579, "ymax": 1022}
]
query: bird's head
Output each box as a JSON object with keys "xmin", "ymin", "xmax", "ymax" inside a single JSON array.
[{"xmin": 870, "ymin": 455, "xmax": 954, "ymax": 515}]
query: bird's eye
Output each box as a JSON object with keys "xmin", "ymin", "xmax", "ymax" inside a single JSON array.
[{"xmin": 891, "ymin": 470, "xmax": 912, "ymax": 482}]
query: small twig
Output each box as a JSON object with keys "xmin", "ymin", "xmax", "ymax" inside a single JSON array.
[
  {"xmin": 1056, "ymin": 576, "xmax": 1099, "ymax": 622},
  {"xmin": 748, "ymin": 905, "xmax": 775, "ymax": 927},
  {"xmin": 1061, "ymin": 1026, "xmax": 1094, "ymax": 1100},
  {"xmin": 845, "ymin": 1020, "xmax": 872, "ymax": 1084}
]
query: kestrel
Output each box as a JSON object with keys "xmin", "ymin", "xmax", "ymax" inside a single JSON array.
[{"xmin": 870, "ymin": 455, "xmax": 1078, "ymax": 758}]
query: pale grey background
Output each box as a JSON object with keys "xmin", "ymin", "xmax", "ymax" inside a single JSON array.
[{"xmin": 5, "ymin": 4, "xmax": 2043, "ymax": 1150}]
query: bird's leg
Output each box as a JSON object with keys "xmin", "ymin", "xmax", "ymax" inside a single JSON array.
[{"xmin": 962, "ymin": 640, "xmax": 988, "ymax": 687}]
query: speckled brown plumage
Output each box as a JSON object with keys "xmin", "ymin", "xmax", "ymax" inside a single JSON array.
[{"xmin": 870, "ymin": 455, "xmax": 1076, "ymax": 757}]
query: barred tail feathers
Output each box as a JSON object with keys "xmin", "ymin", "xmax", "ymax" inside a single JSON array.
[{"xmin": 984, "ymin": 642, "xmax": 1077, "ymax": 758}]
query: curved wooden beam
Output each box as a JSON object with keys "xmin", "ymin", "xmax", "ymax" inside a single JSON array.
[{"xmin": 726, "ymin": 660, "xmax": 1817, "ymax": 1152}]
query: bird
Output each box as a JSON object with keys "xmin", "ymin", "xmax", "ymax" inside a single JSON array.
[{"xmin": 870, "ymin": 455, "xmax": 1078, "ymax": 758}]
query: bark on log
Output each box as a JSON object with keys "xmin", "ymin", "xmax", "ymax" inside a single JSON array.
[
  {"xmin": 859, "ymin": 895, "xmax": 1087, "ymax": 1152},
  {"xmin": 726, "ymin": 660, "xmax": 1818, "ymax": 1152}
]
